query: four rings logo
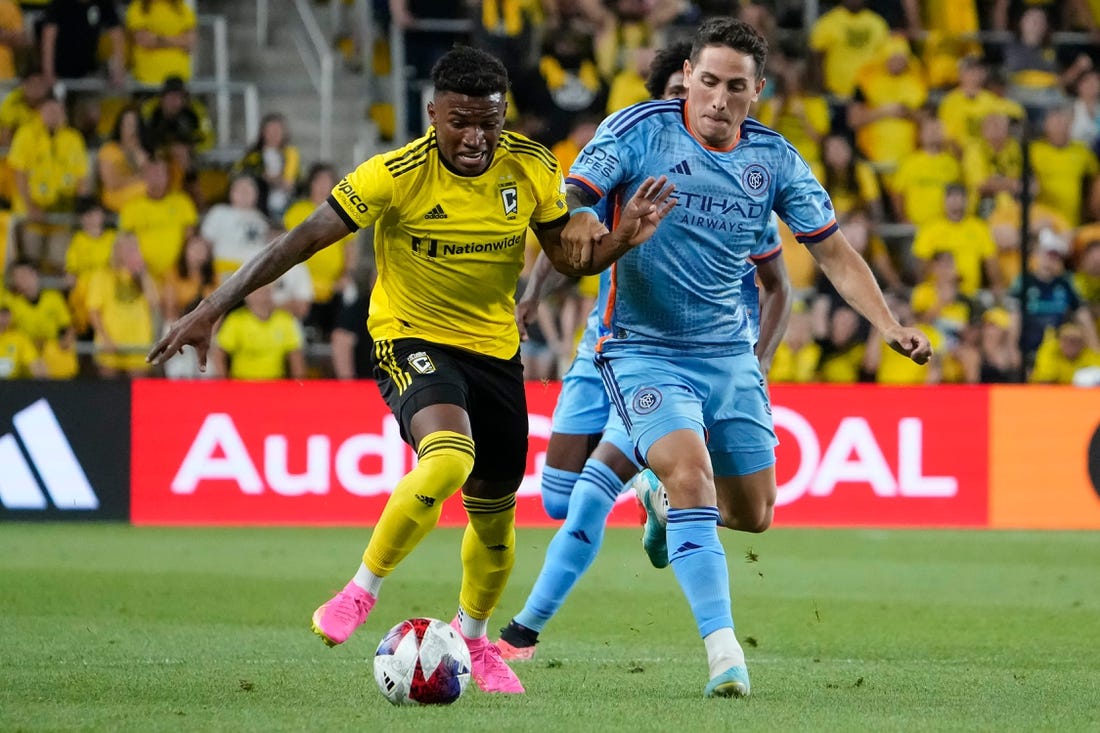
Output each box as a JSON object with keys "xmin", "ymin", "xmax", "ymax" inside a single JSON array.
[
  {"xmin": 0, "ymin": 399, "xmax": 98, "ymax": 510},
  {"xmin": 741, "ymin": 164, "xmax": 770, "ymax": 197}
]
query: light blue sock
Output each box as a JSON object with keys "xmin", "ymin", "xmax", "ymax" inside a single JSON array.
[
  {"xmin": 667, "ymin": 506, "xmax": 733, "ymax": 638},
  {"xmin": 516, "ymin": 459, "xmax": 623, "ymax": 632},
  {"xmin": 541, "ymin": 465, "xmax": 582, "ymax": 520}
]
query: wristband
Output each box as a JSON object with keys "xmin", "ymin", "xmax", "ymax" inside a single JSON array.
[{"xmin": 569, "ymin": 206, "xmax": 598, "ymax": 219}]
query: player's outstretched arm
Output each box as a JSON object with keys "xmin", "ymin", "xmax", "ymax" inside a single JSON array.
[
  {"xmin": 553, "ymin": 176, "xmax": 677, "ymax": 275},
  {"xmin": 811, "ymin": 231, "xmax": 932, "ymax": 364},
  {"xmin": 147, "ymin": 204, "xmax": 353, "ymax": 370},
  {"xmin": 516, "ymin": 251, "xmax": 575, "ymax": 341}
]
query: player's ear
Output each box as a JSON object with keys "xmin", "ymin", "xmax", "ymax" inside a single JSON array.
[
  {"xmin": 753, "ymin": 77, "xmax": 766, "ymax": 102},
  {"xmin": 427, "ymin": 100, "xmax": 436, "ymax": 127}
]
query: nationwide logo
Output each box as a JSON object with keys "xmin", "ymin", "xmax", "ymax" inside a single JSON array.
[
  {"xmin": 424, "ymin": 203, "xmax": 448, "ymax": 219},
  {"xmin": 669, "ymin": 159, "xmax": 692, "ymax": 175},
  {"xmin": 0, "ymin": 399, "xmax": 99, "ymax": 510}
]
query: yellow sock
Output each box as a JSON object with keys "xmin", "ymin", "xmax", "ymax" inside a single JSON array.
[
  {"xmin": 362, "ymin": 431, "xmax": 474, "ymax": 576},
  {"xmin": 458, "ymin": 493, "xmax": 517, "ymax": 620}
]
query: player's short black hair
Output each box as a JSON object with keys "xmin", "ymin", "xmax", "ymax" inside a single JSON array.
[
  {"xmin": 690, "ymin": 17, "xmax": 768, "ymax": 81},
  {"xmin": 645, "ymin": 41, "xmax": 692, "ymax": 99},
  {"xmin": 431, "ymin": 45, "xmax": 509, "ymax": 99}
]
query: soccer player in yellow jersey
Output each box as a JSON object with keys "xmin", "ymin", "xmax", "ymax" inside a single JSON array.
[{"xmin": 147, "ymin": 46, "xmax": 663, "ymax": 695}]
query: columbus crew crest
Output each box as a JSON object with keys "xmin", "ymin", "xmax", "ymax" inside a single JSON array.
[
  {"xmin": 407, "ymin": 352, "xmax": 436, "ymax": 374},
  {"xmin": 500, "ymin": 186, "xmax": 518, "ymax": 217}
]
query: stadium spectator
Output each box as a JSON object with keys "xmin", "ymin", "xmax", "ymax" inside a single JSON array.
[
  {"xmin": 1073, "ymin": 239, "xmax": 1100, "ymax": 322},
  {"xmin": 0, "ymin": 71, "xmax": 50, "ymax": 146},
  {"xmin": 1030, "ymin": 321, "xmax": 1100, "ymax": 383},
  {"xmin": 86, "ymin": 231, "xmax": 159, "ymax": 378},
  {"xmin": 809, "ymin": 0, "xmax": 890, "ymax": 101},
  {"xmin": 201, "ymin": 173, "xmax": 273, "ymax": 282},
  {"xmin": 589, "ymin": 0, "xmax": 680, "ymax": 82},
  {"xmin": 141, "ymin": 76, "xmax": 215, "ymax": 191},
  {"xmin": 819, "ymin": 134, "xmax": 886, "ymax": 222},
  {"xmin": 233, "ymin": 113, "xmax": 301, "ymax": 220},
  {"xmin": 1011, "ymin": 229, "xmax": 1099, "ymax": 363},
  {"xmin": 5, "ymin": 259, "xmax": 76, "ymax": 378},
  {"xmin": 211, "ymin": 283, "xmax": 305, "ymax": 380},
  {"xmin": 65, "ymin": 197, "xmax": 115, "ymax": 334},
  {"xmin": 330, "ymin": 271, "xmax": 373, "ymax": 381},
  {"xmin": 1029, "ymin": 106, "xmax": 1100, "ymax": 227},
  {"xmin": 991, "ymin": 0, "xmax": 1096, "ymax": 34},
  {"xmin": 473, "ymin": 0, "xmax": 550, "ymax": 73},
  {"xmin": 954, "ymin": 306, "xmax": 1021, "ymax": 383},
  {"xmin": 514, "ymin": 22, "xmax": 608, "ymax": 146},
  {"xmin": 119, "ymin": 156, "xmax": 199, "ymax": 283},
  {"xmin": 1002, "ymin": 8, "xmax": 1091, "ymax": 111},
  {"xmin": 8, "ymin": 95, "xmax": 90, "ymax": 274},
  {"xmin": 767, "ymin": 304, "xmax": 820, "ymax": 383},
  {"xmin": 549, "ymin": 115, "xmax": 600, "ymax": 175},
  {"xmin": 910, "ymin": 184, "xmax": 1001, "ymax": 298},
  {"xmin": 848, "ymin": 33, "xmax": 928, "ymax": 186},
  {"xmin": 754, "ymin": 57, "xmax": 830, "ymax": 168},
  {"xmin": 1069, "ymin": 69, "xmax": 1100, "ymax": 149},
  {"xmin": 39, "ymin": 0, "xmax": 125, "ymax": 88},
  {"xmin": 814, "ymin": 305, "xmax": 869, "ymax": 383},
  {"xmin": 161, "ymin": 233, "xmax": 214, "ymax": 324},
  {"xmin": 96, "ymin": 105, "xmax": 151, "ymax": 214},
  {"xmin": 865, "ymin": 294, "xmax": 944, "ymax": 383},
  {"xmin": 904, "ymin": 0, "xmax": 982, "ymax": 89},
  {"xmin": 0, "ymin": 304, "xmax": 45, "ymax": 378},
  {"xmin": 283, "ymin": 163, "xmax": 358, "ymax": 336},
  {"xmin": 962, "ymin": 111, "xmax": 1023, "ymax": 215},
  {"xmin": 890, "ymin": 117, "xmax": 962, "ymax": 226},
  {"xmin": 605, "ymin": 45, "xmax": 656, "ymax": 113},
  {"xmin": 910, "ymin": 250, "xmax": 973, "ymax": 342},
  {"xmin": 125, "ymin": 0, "xmax": 197, "ymax": 87},
  {"xmin": 0, "ymin": 0, "xmax": 27, "ymax": 83},
  {"xmin": 937, "ymin": 56, "xmax": 1025, "ymax": 153}
]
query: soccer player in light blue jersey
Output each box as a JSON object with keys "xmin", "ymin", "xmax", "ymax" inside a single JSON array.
[
  {"xmin": 558, "ymin": 17, "xmax": 933, "ymax": 698},
  {"xmin": 494, "ymin": 43, "xmax": 787, "ymax": 662}
]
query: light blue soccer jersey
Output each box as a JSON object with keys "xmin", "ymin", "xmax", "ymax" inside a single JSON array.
[{"xmin": 567, "ymin": 99, "xmax": 833, "ymax": 356}]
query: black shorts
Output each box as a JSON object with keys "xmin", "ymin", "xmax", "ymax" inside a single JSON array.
[{"xmin": 371, "ymin": 337, "xmax": 528, "ymax": 481}]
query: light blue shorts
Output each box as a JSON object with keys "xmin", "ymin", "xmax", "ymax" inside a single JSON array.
[
  {"xmin": 552, "ymin": 352, "xmax": 639, "ymax": 467},
  {"xmin": 595, "ymin": 349, "xmax": 777, "ymax": 477}
]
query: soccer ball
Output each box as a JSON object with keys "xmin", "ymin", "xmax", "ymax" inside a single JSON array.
[{"xmin": 373, "ymin": 617, "xmax": 472, "ymax": 706}]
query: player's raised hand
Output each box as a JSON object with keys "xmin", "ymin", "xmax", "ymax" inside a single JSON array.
[
  {"xmin": 611, "ymin": 176, "xmax": 677, "ymax": 248},
  {"xmin": 883, "ymin": 325, "xmax": 933, "ymax": 365},
  {"xmin": 147, "ymin": 301, "xmax": 219, "ymax": 371}
]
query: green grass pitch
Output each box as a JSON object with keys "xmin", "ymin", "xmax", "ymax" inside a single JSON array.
[{"xmin": 2, "ymin": 524, "xmax": 1099, "ymax": 732}]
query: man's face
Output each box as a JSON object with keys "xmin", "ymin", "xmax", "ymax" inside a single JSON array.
[
  {"xmin": 144, "ymin": 162, "xmax": 169, "ymax": 198},
  {"xmin": 663, "ymin": 70, "xmax": 687, "ymax": 100},
  {"xmin": 428, "ymin": 91, "xmax": 506, "ymax": 177},
  {"xmin": 683, "ymin": 45, "xmax": 763, "ymax": 149}
]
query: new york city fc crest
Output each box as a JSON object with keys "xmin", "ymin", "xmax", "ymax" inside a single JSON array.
[
  {"xmin": 633, "ymin": 388, "xmax": 663, "ymax": 415},
  {"xmin": 741, "ymin": 164, "xmax": 770, "ymax": 198}
]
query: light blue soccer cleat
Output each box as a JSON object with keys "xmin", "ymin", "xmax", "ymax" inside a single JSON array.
[
  {"xmin": 632, "ymin": 470, "xmax": 669, "ymax": 569},
  {"xmin": 704, "ymin": 665, "xmax": 751, "ymax": 698}
]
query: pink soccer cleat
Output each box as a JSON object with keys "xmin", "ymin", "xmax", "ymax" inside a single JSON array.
[
  {"xmin": 451, "ymin": 617, "xmax": 526, "ymax": 693},
  {"xmin": 494, "ymin": 637, "xmax": 538, "ymax": 662},
  {"xmin": 311, "ymin": 581, "xmax": 376, "ymax": 647}
]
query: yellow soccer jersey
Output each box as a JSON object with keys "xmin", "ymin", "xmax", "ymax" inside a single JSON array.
[
  {"xmin": 285, "ymin": 198, "xmax": 351, "ymax": 302},
  {"xmin": 119, "ymin": 192, "xmax": 199, "ymax": 281},
  {"xmin": 757, "ymin": 94, "xmax": 831, "ymax": 165},
  {"xmin": 6, "ymin": 121, "xmax": 88, "ymax": 212},
  {"xmin": 853, "ymin": 66, "xmax": 927, "ymax": 167},
  {"xmin": 328, "ymin": 128, "xmax": 568, "ymax": 360},
  {"xmin": 215, "ymin": 308, "xmax": 303, "ymax": 379},
  {"xmin": 938, "ymin": 89, "xmax": 1023, "ymax": 149},
  {"xmin": 1030, "ymin": 141, "xmax": 1099, "ymax": 227},
  {"xmin": 892, "ymin": 150, "xmax": 962, "ymax": 226},
  {"xmin": 817, "ymin": 343, "xmax": 866, "ymax": 383},
  {"xmin": 910, "ymin": 216, "xmax": 996, "ymax": 297},
  {"xmin": 0, "ymin": 1, "xmax": 23, "ymax": 81},
  {"xmin": 8, "ymin": 289, "xmax": 71, "ymax": 343},
  {"xmin": 809, "ymin": 8, "xmax": 890, "ymax": 98},
  {"xmin": 126, "ymin": 0, "xmax": 197, "ymax": 85},
  {"xmin": 768, "ymin": 341, "xmax": 822, "ymax": 383},
  {"xmin": 66, "ymin": 229, "xmax": 117, "ymax": 276},
  {"xmin": 85, "ymin": 268, "xmax": 155, "ymax": 355},
  {"xmin": 0, "ymin": 328, "xmax": 38, "ymax": 378}
]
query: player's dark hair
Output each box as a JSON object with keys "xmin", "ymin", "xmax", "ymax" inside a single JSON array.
[
  {"xmin": 645, "ymin": 41, "xmax": 692, "ymax": 99},
  {"xmin": 431, "ymin": 45, "xmax": 509, "ymax": 98},
  {"xmin": 690, "ymin": 17, "xmax": 768, "ymax": 81}
]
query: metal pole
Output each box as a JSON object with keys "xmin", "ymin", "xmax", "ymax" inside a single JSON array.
[
  {"xmin": 257, "ymin": 0, "xmax": 268, "ymax": 47},
  {"xmin": 212, "ymin": 16, "xmax": 230, "ymax": 147},
  {"xmin": 1018, "ymin": 116, "xmax": 1032, "ymax": 382}
]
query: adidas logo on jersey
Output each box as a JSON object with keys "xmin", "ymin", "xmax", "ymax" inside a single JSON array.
[
  {"xmin": 424, "ymin": 203, "xmax": 448, "ymax": 219},
  {"xmin": 0, "ymin": 399, "xmax": 99, "ymax": 510},
  {"xmin": 669, "ymin": 160, "xmax": 692, "ymax": 175}
]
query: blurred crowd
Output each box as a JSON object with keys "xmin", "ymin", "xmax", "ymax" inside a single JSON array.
[{"xmin": 1, "ymin": 0, "xmax": 1100, "ymax": 386}]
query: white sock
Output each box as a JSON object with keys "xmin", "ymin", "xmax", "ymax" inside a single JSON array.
[
  {"xmin": 457, "ymin": 606, "xmax": 488, "ymax": 639},
  {"xmin": 351, "ymin": 563, "xmax": 383, "ymax": 596},
  {"xmin": 703, "ymin": 627, "xmax": 745, "ymax": 679}
]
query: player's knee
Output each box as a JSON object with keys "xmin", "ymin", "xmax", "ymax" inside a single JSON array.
[
  {"xmin": 417, "ymin": 432, "xmax": 476, "ymax": 491},
  {"xmin": 661, "ymin": 463, "xmax": 715, "ymax": 506}
]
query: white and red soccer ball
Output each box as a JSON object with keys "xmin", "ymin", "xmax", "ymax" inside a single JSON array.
[{"xmin": 373, "ymin": 617, "xmax": 472, "ymax": 706}]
